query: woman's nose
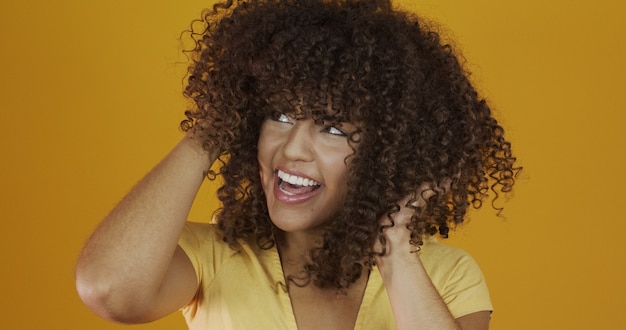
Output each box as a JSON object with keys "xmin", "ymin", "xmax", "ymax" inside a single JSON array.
[{"xmin": 281, "ymin": 120, "xmax": 315, "ymax": 162}]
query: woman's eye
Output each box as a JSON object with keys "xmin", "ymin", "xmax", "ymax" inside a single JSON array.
[
  {"xmin": 324, "ymin": 125, "xmax": 347, "ymax": 137},
  {"xmin": 271, "ymin": 112, "xmax": 291, "ymax": 123}
]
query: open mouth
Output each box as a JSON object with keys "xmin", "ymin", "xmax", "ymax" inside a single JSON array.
[{"xmin": 277, "ymin": 170, "xmax": 321, "ymax": 196}]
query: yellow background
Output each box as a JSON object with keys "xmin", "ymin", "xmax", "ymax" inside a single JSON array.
[{"xmin": 1, "ymin": 0, "xmax": 624, "ymax": 329}]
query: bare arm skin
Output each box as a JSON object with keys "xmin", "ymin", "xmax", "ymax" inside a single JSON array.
[
  {"xmin": 375, "ymin": 194, "xmax": 490, "ymax": 330},
  {"xmin": 75, "ymin": 137, "xmax": 217, "ymax": 323}
]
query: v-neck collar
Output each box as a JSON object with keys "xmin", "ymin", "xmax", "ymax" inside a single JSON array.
[{"xmin": 268, "ymin": 244, "xmax": 379, "ymax": 330}]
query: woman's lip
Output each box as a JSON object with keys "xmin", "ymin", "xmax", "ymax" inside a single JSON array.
[{"xmin": 273, "ymin": 174, "xmax": 322, "ymax": 204}]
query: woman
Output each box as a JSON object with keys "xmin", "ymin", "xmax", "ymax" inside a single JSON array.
[{"xmin": 76, "ymin": 0, "xmax": 519, "ymax": 329}]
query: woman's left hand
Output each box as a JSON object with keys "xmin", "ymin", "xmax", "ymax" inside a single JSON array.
[
  {"xmin": 373, "ymin": 181, "xmax": 490, "ymax": 330},
  {"xmin": 373, "ymin": 183, "xmax": 466, "ymax": 330}
]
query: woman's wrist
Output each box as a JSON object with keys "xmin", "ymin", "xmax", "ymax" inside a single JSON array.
[
  {"xmin": 375, "ymin": 227, "xmax": 423, "ymax": 276},
  {"xmin": 177, "ymin": 135, "xmax": 218, "ymax": 175}
]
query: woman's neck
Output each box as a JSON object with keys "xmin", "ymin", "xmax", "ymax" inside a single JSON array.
[{"xmin": 274, "ymin": 227, "xmax": 325, "ymax": 267}]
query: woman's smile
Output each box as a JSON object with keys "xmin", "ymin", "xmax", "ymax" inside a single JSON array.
[{"xmin": 274, "ymin": 169, "xmax": 322, "ymax": 203}]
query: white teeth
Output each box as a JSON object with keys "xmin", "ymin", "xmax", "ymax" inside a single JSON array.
[{"xmin": 277, "ymin": 170, "xmax": 320, "ymax": 186}]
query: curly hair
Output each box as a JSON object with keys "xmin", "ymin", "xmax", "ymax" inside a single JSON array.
[{"xmin": 181, "ymin": 0, "xmax": 520, "ymax": 290}]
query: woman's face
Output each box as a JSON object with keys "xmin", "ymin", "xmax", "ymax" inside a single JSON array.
[{"xmin": 258, "ymin": 113, "xmax": 356, "ymax": 233}]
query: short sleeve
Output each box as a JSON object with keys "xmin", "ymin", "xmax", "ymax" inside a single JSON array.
[
  {"xmin": 420, "ymin": 238, "xmax": 493, "ymax": 318},
  {"xmin": 440, "ymin": 252, "xmax": 492, "ymax": 318},
  {"xmin": 177, "ymin": 222, "xmax": 234, "ymax": 298}
]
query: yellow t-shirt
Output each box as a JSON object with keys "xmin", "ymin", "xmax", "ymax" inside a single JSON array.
[{"xmin": 178, "ymin": 222, "xmax": 492, "ymax": 329}]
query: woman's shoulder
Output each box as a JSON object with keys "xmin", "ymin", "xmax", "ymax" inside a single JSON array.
[
  {"xmin": 420, "ymin": 236, "xmax": 473, "ymax": 261},
  {"xmin": 419, "ymin": 235, "xmax": 485, "ymax": 281},
  {"xmin": 179, "ymin": 221, "xmax": 259, "ymax": 255},
  {"xmin": 181, "ymin": 221, "xmax": 223, "ymax": 243}
]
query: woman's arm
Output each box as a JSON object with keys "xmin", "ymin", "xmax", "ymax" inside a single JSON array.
[
  {"xmin": 375, "ymin": 195, "xmax": 490, "ymax": 330},
  {"xmin": 75, "ymin": 137, "xmax": 217, "ymax": 323}
]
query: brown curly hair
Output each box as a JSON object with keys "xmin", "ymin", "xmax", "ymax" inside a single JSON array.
[{"xmin": 181, "ymin": 0, "xmax": 520, "ymax": 290}]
